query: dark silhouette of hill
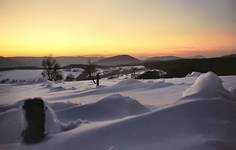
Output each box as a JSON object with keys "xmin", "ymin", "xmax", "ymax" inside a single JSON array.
[
  {"xmin": 144, "ymin": 56, "xmax": 182, "ymax": 62},
  {"xmin": 191, "ymin": 55, "xmax": 205, "ymax": 59},
  {"xmin": 143, "ymin": 57, "xmax": 236, "ymax": 77},
  {"xmin": 221, "ymin": 53, "xmax": 236, "ymax": 58},
  {"xmin": 95, "ymin": 55, "xmax": 141, "ymax": 66}
]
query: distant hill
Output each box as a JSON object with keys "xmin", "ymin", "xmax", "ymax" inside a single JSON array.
[
  {"xmin": 95, "ymin": 55, "xmax": 141, "ymax": 66},
  {"xmin": 221, "ymin": 54, "xmax": 236, "ymax": 58},
  {"xmin": 190, "ymin": 55, "xmax": 205, "ymax": 59},
  {"xmin": 144, "ymin": 56, "xmax": 182, "ymax": 62},
  {"xmin": 0, "ymin": 56, "xmax": 103, "ymax": 68},
  {"xmin": 143, "ymin": 57, "xmax": 236, "ymax": 77}
]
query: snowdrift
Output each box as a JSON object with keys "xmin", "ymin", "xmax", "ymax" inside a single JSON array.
[
  {"xmin": 8, "ymin": 98, "xmax": 235, "ymax": 150},
  {"xmin": 57, "ymin": 94, "xmax": 149, "ymax": 122},
  {"xmin": 33, "ymin": 72, "xmax": 234, "ymax": 150},
  {"xmin": 64, "ymin": 79, "xmax": 174, "ymax": 98},
  {"xmin": 0, "ymin": 99, "xmax": 79, "ymax": 144},
  {"xmin": 1, "ymin": 72, "xmax": 235, "ymax": 150},
  {"xmin": 182, "ymin": 72, "xmax": 232, "ymax": 99}
]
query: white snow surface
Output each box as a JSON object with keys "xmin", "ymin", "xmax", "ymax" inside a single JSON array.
[
  {"xmin": 57, "ymin": 94, "xmax": 149, "ymax": 122},
  {"xmin": 0, "ymin": 70, "xmax": 43, "ymax": 83},
  {"xmin": 0, "ymin": 71, "xmax": 236, "ymax": 150}
]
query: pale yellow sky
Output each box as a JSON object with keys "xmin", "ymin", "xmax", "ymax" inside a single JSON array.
[{"xmin": 0, "ymin": 0, "xmax": 236, "ymax": 57}]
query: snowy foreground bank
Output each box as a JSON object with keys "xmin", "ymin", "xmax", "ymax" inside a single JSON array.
[{"xmin": 0, "ymin": 72, "xmax": 236, "ymax": 150}]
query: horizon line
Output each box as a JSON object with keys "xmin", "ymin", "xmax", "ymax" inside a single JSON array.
[{"xmin": 1, "ymin": 52, "xmax": 235, "ymax": 59}]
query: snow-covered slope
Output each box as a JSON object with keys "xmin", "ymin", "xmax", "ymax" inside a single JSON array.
[
  {"xmin": 0, "ymin": 72, "xmax": 236, "ymax": 150},
  {"xmin": 27, "ymin": 100, "xmax": 235, "ymax": 150},
  {"xmin": 0, "ymin": 99, "xmax": 85, "ymax": 145},
  {"xmin": 57, "ymin": 94, "xmax": 149, "ymax": 122},
  {"xmin": 0, "ymin": 70, "xmax": 43, "ymax": 83}
]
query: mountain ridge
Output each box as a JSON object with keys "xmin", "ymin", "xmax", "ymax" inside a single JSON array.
[{"xmin": 95, "ymin": 55, "xmax": 141, "ymax": 66}]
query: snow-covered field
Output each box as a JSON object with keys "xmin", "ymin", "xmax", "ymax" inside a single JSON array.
[
  {"xmin": 0, "ymin": 66, "xmax": 145, "ymax": 83},
  {"xmin": 0, "ymin": 71, "xmax": 236, "ymax": 150},
  {"xmin": 0, "ymin": 68, "xmax": 84, "ymax": 83}
]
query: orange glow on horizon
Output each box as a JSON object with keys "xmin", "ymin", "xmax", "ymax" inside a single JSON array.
[{"xmin": 0, "ymin": 0, "xmax": 236, "ymax": 57}]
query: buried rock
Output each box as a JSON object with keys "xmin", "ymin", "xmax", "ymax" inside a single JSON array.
[{"xmin": 22, "ymin": 98, "xmax": 46, "ymax": 144}]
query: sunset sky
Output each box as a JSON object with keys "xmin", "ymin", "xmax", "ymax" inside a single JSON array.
[{"xmin": 0, "ymin": 0, "xmax": 236, "ymax": 57}]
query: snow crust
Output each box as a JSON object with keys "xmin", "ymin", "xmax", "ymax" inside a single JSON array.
[{"xmin": 0, "ymin": 71, "xmax": 236, "ymax": 150}]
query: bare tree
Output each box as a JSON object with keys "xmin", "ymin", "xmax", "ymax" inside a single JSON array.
[
  {"xmin": 85, "ymin": 58, "xmax": 97, "ymax": 85},
  {"xmin": 41, "ymin": 56, "xmax": 63, "ymax": 81}
]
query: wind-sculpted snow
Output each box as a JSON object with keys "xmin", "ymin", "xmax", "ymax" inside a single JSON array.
[
  {"xmin": 57, "ymin": 94, "xmax": 149, "ymax": 122},
  {"xmin": 0, "ymin": 99, "xmax": 80, "ymax": 144},
  {"xmin": 0, "ymin": 72, "xmax": 236, "ymax": 150},
  {"xmin": 182, "ymin": 72, "xmax": 232, "ymax": 100},
  {"xmin": 4, "ymin": 96, "xmax": 235, "ymax": 150},
  {"xmin": 48, "ymin": 79, "xmax": 174, "ymax": 101}
]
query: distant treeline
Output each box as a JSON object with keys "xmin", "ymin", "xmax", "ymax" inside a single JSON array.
[{"xmin": 143, "ymin": 57, "xmax": 236, "ymax": 77}]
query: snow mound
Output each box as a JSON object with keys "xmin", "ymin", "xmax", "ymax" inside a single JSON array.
[
  {"xmin": 0, "ymin": 99, "xmax": 80, "ymax": 144},
  {"xmin": 186, "ymin": 72, "xmax": 201, "ymax": 77},
  {"xmin": 57, "ymin": 94, "xmax": 149, "ymax": 122},
  {"xmin": 182, "ymin": 72, "xmax": 231, "ymax": 99},
  {"xmin": 21, "ymin": 99, "xmax": 236, "ymax": 150}
]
